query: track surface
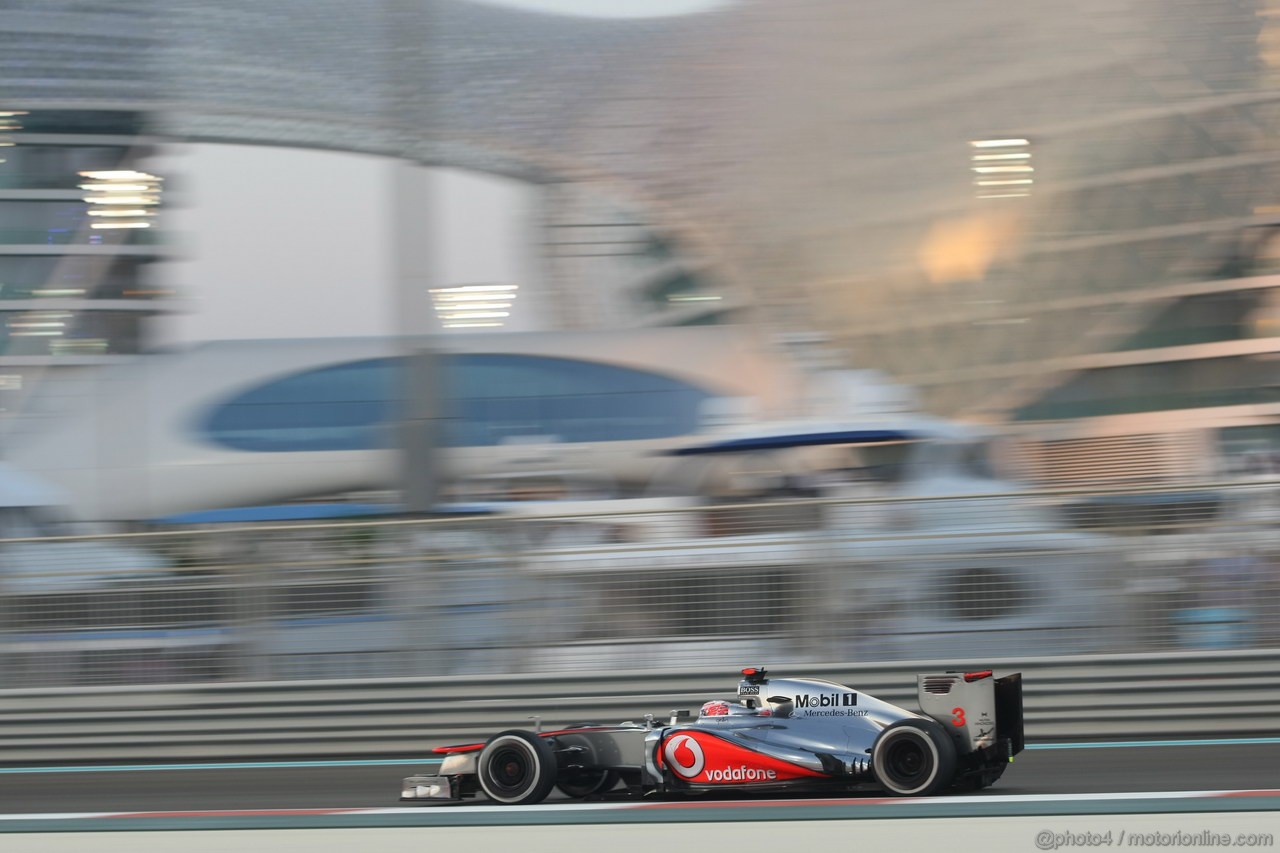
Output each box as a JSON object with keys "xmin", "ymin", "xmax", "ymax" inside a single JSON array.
[{"xmin": 1, "ymin": 743, "xmax": 1277, "ymax": 813}]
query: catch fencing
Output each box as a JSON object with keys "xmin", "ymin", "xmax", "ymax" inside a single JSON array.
[{"xmin": 0, "ymin": 480, "xmax": 1278, "ymax": 689}]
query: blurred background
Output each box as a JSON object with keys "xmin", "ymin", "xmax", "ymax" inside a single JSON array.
[{"xmin": 0, "ymin": 0, "xmax": 1278, "ymax": 688}]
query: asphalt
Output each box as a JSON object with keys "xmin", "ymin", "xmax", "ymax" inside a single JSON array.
[{"xmin": 1, "ymin": 742, "xmax": 1277, "ymax": 813}]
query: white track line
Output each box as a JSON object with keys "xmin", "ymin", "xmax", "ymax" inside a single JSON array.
[{"xmin": 2, "ymin": 789, "xmax": 1277, "ymax": 821}]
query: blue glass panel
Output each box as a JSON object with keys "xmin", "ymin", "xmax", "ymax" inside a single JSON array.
[{"xmin": 200, "ymin": 354, "xmax": 714, "ymax": 453}]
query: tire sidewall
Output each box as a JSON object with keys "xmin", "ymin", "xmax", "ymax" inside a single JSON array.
[
  {"xmin": 872, "ymin": 719, "xmax": 957, "ymax": 796},
  {"xmin": 477, "ymin": 730, "xmax": 557, "ymax": 805}
]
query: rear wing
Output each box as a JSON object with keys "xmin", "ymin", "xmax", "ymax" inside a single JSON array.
[{"xmin": 917, "ymin": 670, "xmax": 1024, "ymax": 757}]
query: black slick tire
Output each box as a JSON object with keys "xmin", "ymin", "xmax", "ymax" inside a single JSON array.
[
  {"xmin": 477, "ymin": 730, "xmax": 558, "ymax": 805},
  {"xmin": 871, "ymin": 718, "xmax": 957, "ymax": 796}
]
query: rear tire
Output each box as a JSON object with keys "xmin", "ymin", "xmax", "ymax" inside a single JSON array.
[
  {"xmin": 477, "ymin": 730, "xmax": 558, "ymax": 805},
  {"xmin": 871, "ymin": 719, "xmax": 957, "ymax": 796}
]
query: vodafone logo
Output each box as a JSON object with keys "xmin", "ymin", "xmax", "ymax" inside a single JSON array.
[
  {"xmin": 663, "ymin": 735, "xmax": 705, "ymax": 779},
  {"xmin": 706, "ymin": 765, "xmax": 777, "ymax": 782},
  {"xmin": 662, "ymin": 735, "xmax": 783, "ymax": 783}
]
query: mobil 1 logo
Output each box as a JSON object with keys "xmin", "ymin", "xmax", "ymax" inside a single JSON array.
[
  {"xmin": 794, "ymin": 693, "xmax": 857, "ymax": 708},
  {"xmin": 793, "ymin": 693, "xmax": 868, "ymax": 717}
]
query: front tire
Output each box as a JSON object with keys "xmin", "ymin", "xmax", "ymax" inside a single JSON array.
[
  {"xmin": 477, "ymin": 730, "xmax": 558, "ymax": 805},
  {"xmin": 871, "ymin": 719, "xmax": 957, "ymax": 796}
]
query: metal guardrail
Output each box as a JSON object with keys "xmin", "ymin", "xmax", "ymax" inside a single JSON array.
[{"xmin": 0, "ymin": 649, "xmax": 1277, "ymax": 762}]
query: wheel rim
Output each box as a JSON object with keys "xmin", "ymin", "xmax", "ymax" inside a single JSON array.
[
  {"xmin": 876, "ymin": 729, "xmax": 939, "ymax": 794},
  {"xmin": 485, "ymin": 743, "xmax": 535, "ymax": 797},
  {"xmin": 886, "ymin": 739, "xmax": 927, "ymax": 784}
]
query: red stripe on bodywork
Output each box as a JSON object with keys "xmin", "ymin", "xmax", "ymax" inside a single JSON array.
[{"xmin": 432, "ymin": 743, "xmax": 484, "ymax": 754}]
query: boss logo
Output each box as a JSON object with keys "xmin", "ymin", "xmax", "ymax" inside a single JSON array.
[{"xmin": 738, "ymin": 685, "xmax": 760, "ymax": 695}]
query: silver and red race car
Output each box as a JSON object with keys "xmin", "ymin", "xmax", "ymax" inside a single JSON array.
[{"xmin": 402, "ymin": 666, "xmax": 1023, "ymax": 804}]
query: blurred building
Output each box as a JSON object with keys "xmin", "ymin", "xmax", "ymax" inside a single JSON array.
[
  {"xmin": 2, "ymin": 0, "xmax": 1280, "ymax": 485},
  {"xmin": 7, "ymin": 328, "xmax": 794, "ymax": 521},
  {"xmin": 0, "ymin": 108, "xmax": 171, "ymax": 416}
]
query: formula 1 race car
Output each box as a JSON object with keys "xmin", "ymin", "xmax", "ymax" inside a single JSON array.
[{"xmin": 401, "ymin": 666, "xmax": 1023, "ymax": 804}]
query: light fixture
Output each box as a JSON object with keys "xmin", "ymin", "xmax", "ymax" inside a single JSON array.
[
  {"xmin": 88, "ymin": 209, "xmax": 151, "ymax": 217},
  {"xmin": 79, "ymin": 169, "xmax": 163, "ymax": 230},
  {"xmin": 430, "ymin": 283, "xmax": 519, "ymax": 331},
  {"xmin": 972, "ymin": 165, "xmax": 1034, "ymax": 174},
  {"xmin": 78, "ymin": 183, "xmax": 153, "ymax": 192},
  {"xmin": 976, "ymin": 179, "xmax": 1033, "ymax": 186},
  {"xmin": 971, "ymin": 138, "xmax": 1032, "ymax": 199},
  {"xmin": 79, "ymin": 170, "xmax": 156, "ymax": 181},
  {"xmin": 970, "ymin": 138, "xmax": 1029, "ymax": 148},
  {"xmin": 0, "ymin": 108, "xmax": 25, "ymax": 149},
  {"xmin": 429, "ymin": 284, "xmax": 519, "ymax": 294}
]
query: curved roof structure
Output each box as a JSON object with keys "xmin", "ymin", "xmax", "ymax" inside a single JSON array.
[
  {"xmin": 4, "ymin": 0, "xmax": 1279, "ymax": 426},
  {"xmin": 0, "ymin": 0, "xmax": 729, "ymax": 177}
]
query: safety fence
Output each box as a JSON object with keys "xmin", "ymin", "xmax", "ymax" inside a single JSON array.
[
  {"xmin": 0, "ymin": 648, "xmax": 1277, "ymax": 762},
  {"xmin": 0, "ymin": 480, "xmax": 1277, "ymax": 689}
]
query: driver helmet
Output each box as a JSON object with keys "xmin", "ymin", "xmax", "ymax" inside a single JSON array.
[{"xmin": 699, "ymin": 700, "xmax": 771, "ymax": 717}]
